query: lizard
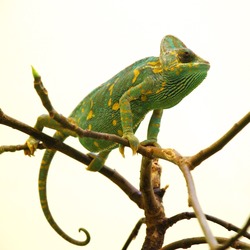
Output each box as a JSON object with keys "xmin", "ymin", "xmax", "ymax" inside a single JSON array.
[{"xmin": 25, "ymin": 35, "xmax": 210, "ymax": 246}]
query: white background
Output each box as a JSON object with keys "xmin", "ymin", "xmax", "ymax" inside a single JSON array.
[{"xmin": 0, "ymin": 0, "xmax": 249, "ymax": 249}]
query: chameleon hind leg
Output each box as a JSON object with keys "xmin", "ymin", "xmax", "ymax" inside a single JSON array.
[
  {"xmin": 25, "ymin": 114, "xmax": 78, "ymax": 156},
  {"xmin": 25, "ymin": 114, "xmax": 111, "ymax": 171},
  {"xmin": 86, "ymin": 150, "xmax": 111, "ymax": 172}
]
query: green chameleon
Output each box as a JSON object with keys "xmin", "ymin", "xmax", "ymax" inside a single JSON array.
[{"xmin": 25, "ymin": 35, "xmax": 210, "ymax": 246}]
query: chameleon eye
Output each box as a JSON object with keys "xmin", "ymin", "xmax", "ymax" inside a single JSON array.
[{"xmin": 178, "ymin": 50, "xmax": 194, "ymax": 63}]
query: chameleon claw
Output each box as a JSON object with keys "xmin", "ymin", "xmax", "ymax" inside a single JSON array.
[
  {"xmin": 121, "ymin": 133, "xmax": 140, "ymax": 155},
  {"xmin": 119, "ymin": 144, "xmax": 125, "ymax": 158}
]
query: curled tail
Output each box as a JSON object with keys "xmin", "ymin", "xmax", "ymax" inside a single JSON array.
[{"xmin": 38, "ymin": 131, "xmax": 90, "ymax": 246}]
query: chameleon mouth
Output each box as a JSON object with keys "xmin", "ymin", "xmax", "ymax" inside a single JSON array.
[
  {"xmin": 194, "ymin": 61, "xmax": 210, "ymax": 71},
  {"xmin": 201, "ymin": 62, "xmax": 210, "ymax": 70}
]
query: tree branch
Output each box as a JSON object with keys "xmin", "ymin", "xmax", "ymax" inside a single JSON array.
[
  {"xmin": 146, "ymin": 148, "xmax": 219, "ymax": 248},
  {"xmin": 179, "ymin": 158, "xmax": 218, "ymax": 249},
  {"xmin": 140, "ymin": 158, "xmax": 161, "ymax": 214},
  {"xmin": 0, "ymin": 109, "xmax": 143, "ymax": 208},
  {"xmin": 139, "ymin": 158, "xmax": 168, "ymax": 250},
  {"xmin": 1, "ymin": 67, "xmax": 249, "ymax": 249},
  {"xmin": 190, "ymin": 112, "xmax": 250, "ymax": 168},
  {"xmin": 122, "ymin": 218, "xmax": 146, "ymax": 250},
  {"xmin": 162, "ymin": 236, "xmax": 250, "ymax": 250},
  {"xmin": 218, "ymin": 216, "xmax": 250, "ymax": 250},
  {"xmin": 167, "ymin": 212, "xmax": 250, "ymax": 240},
  {"xmin": 0, "ymin": 143, "xmax": 45, "ymax": 154}
]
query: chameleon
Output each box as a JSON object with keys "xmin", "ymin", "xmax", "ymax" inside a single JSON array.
[{"xmin": 25, "ymin": 35, "xmax": 210, "ymax": 246}]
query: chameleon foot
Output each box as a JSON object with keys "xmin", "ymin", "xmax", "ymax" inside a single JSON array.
[
  {"xmin": 24, "ymin": 136, "xmax": 40, "ymax": 156},
  {"xmin": 140, "ymin": 139, "xmax": 161, "ymax": 148},
  {"xmin": 86, "ymin": 150, "xmax": 110, "ymax": 171},
  {"xmin": 119, "ymin": 132, "xmax": 140, "ymax": 157}
]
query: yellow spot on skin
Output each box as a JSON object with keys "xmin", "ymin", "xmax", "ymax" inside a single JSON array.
[
  {"xmin": 142, "ymin": 89, "xmax": 153, "ymax": 95},
  {"xmin": 156, "ymin": 87, "xmax": 164, "ymax": 94},
  {"xmin": 94, "ymin": 141, "xmax": 100, "ymax": 148},
  {"xmin": 132, "ymin": 69, "xmax": 140, "ymax": 83},
  {"xmin": 109, "ymin": 84, "xmax": 114, "ymax": 96},
  {"xmin": 118, "ymin": 130, "xmax": 123, "ymax": 136},
  {"xmin": 87, "ymin": 110, "xmax": 94, "ymax": 120},
  {"xmin": 153, "ymin": 68, "xmax": 163, "ymax": 74},
  {"xmin": 88, "ymin": 124, "xmax": 92, "ymax": 130},
  {"xmin": 81, "ymin": 108, "xmax": 85, "ymax": 113},
  {"xmin": 112, "ymin": 102, "xmax": 120, "ymax": 111},
  {"xmin": 147, "ymin": 60, "xmax": 162, "ymax": 74},
  {"xmin": 38, "ymin": 180, "xmax": 45, "ymax": 190},
  {"xmin": 41, "ymin": 160, "xmax": 47, "ymax": 166},
  {"xmin": 147, "ymin": 61, "xmax": 159, "ymax": 66},
  {"xmin": 140, "ymin": 89, "xmax": 153, "ymax": 101},
  {"xmin": 108, "ymin": 98, "xmax": 112, "ymax": 106},
  {"xmin": 90, "ymin": 99, "xmax": 94, "ymax": 108},
  {"xmin": 120, "ymin": 108, "xmax": 130, "ymax": 114},
  {"xmin": 112, "ymin": 120, "xmax": 117, "ymax": 126}
]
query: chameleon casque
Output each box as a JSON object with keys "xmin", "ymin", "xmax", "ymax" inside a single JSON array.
[{"xmin": 26, "ymin": 35, "xmax": 210, "ymax": 246}]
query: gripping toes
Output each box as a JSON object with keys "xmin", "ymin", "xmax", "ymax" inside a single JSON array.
[
  {"xmin": 24, "ymin": 137, "xmax": 39, "ymax": 156},
  {"xmin": 140, "ymin": 139, "xmax": 161, "ymax": 148},
  {"xmin": 119, "ymin": 132, "xmax": 139, "ymax": 156}
]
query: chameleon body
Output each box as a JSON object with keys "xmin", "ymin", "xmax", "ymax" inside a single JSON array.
[{"xmin": 26, "ymin": 35, "xmax": 210, "ymax": 246}]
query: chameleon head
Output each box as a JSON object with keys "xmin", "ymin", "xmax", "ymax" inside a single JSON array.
[{"xmin": 159, "ymin": 35, "xmax": 210, "ymax": 106}]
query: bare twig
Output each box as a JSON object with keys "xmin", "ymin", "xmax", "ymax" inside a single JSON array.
[
  {"xmin": 149, "ymin": 110, "xmax": 250, "ymax": 170},
  {"xmin": 167, "ymin": 212, "xmax": 250, "ymax": 240},
  {"xmin": 218, "ymin": 216, "xmax": 250, "ymax": 250},
  {"xmin": 179, "ymin": 158, "xmax": 218, "ymax": 249},
  {"xmin": 122, "ymin": 218, "xmax": 146, "ymax": 250},
  {"xmin": 99, "ymin": 167, "xmax": 143, "ymax": 208},
  {"xmin": 162, "ymin": 236, "xmax": 250, "ymax": 250},
  {"xmin": 0, "ymin": 143, "xmax": 45, "ymax": 154},
  {"xmin": 190, "ymin": 112, "xmax": 250, "ymax": 168}
]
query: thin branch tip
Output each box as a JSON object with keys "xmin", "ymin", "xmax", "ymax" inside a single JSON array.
[{"xmin": 31, "ymin": 65, "xmax": 40, "ymax": 80}]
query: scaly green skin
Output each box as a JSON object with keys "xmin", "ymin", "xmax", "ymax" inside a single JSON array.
[{"xmin": 26, "ymin": 35, "xmax": 210, "ymax": 246}]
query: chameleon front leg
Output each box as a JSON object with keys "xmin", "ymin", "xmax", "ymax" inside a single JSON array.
[
  {"xmin": 118, "ymin": 95, "xmax": 140, "ymax": 157},
  {"xmin": 118, "ymin": 79, "xmax": 155, "ymax": 156},
  {"xmin": 25, "ymin": 114, "xmax": 78, "ymax": 155},
  {"xmin": 141, "ymin": 109, "xmax": 163, "ymax": 147}
]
